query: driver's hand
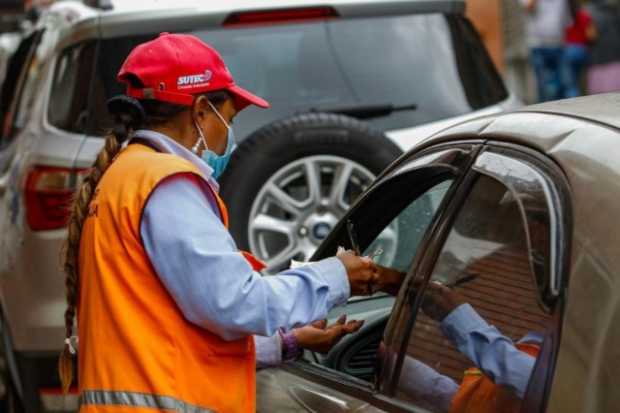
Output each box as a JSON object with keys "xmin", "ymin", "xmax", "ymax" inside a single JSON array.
[
  {"xmin": 293, "ymin": 315, "xmax": 364, "ymax": 354},
  {"xmin": 373, "ymin": 265, "xmax": 407, "ymax": 296}
]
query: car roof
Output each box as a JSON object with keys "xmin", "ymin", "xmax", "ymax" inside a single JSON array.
[
  {"xmin": 52, "ymin": 0, "xmax": 464, "ymax": 43},
  {"xmin": 107, "ymin": 0, "xmax": 465, "ymax": 14},
  {"xmin": 518, "ymin": 92, "xmax": 620, "ymax": 130},
  {"xmin": 422, "ymin": 93, "xmax": 620, "ymax": 156}
]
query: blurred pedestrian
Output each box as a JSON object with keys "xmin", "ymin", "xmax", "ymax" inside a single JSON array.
[
  {"xmin": 58, "ymin": 33, "xmax": 382, "ymax": 413},
  {"xmin": 586, "ymin": 0, "xmax": 620, "ymax": 94},
  {"xmin": 562, "ymin": 6, "xmax": 596, "ymax": 97},
  {"xmin": 501, "ymin": 0, "xmax": 533, "ymax": 102},
  {"xmin": 521, "ymin": 0, "xmax": 572, "ymax": 101}
]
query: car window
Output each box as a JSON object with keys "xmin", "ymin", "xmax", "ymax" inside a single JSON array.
[
  {"xmin": 363, "ymin": 180, "xmax": 452, "ymax": 273},
  {"xmin": 5, "ymin": 31, "xmax": 46, "ymax": 141},
  {"xmin": 86, "ymin": 13, "xmax": 506, "ymax": 138},
  {"xmin": 0, "ymin": 31, "xmax": 40, "ymax": 148},
  {"xmin": 311, "ymin": 170, "xmax": 456, "ymax": 384},
  {"xmin": 47, "ymin": 41, "xmax": 96, "ymax": 133},
  {"xmin": 394, "ymin": 174, "xmax": 551, "ymax": 412}
]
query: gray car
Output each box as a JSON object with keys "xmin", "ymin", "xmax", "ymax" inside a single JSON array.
[
  {"xmin": 0, "ymin": 0, "xmax": 516, "ymax": 411},
  {"xmin": 257, "ymin": 93, "xmax": 620, "ymax": 413}
]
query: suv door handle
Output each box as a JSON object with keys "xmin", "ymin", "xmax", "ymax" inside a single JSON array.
[{"xmin": 288, "ymin": 385, "xmax": 349, "ymax": 412}]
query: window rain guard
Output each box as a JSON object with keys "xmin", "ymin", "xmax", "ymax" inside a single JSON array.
[{"xmin": 472, "ymin": 150, "xmax": 563, "ymax": 310}]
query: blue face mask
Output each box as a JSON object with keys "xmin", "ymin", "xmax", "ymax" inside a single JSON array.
[
  {"xmin": 194, "ymin": 102, "xmax": 236, "ymax": 180},
  {"xmin": 202, "ymin": 126, "xmax": 235, "ymax": 180}
]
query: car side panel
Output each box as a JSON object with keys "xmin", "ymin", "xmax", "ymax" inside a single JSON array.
[
  {"xmin": 257, "ymin": 368, "xmax": 387, "ymax": 413},
  {"xmin": 545, "ymin": 124, "xmax": 620, "ymax": 413}
]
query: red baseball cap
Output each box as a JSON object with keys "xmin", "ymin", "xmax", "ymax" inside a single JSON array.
[{"xmin": 117, "ymin": 32, "xmax": 270, "ymax": 110}]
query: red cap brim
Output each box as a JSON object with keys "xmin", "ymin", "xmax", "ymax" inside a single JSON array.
[{"xmin": 228, "ymin": 84, "xmax": 270, "ymax": 110}]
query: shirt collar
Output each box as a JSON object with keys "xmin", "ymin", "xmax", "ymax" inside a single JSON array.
[{"xmin": 131, "ymin": 129, "xmax": 219, "ymax": 191}]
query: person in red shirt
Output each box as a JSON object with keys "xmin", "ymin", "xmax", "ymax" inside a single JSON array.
[{"xmin": 563, "ymin": 8, "xmax": 597, "ymax": 97}]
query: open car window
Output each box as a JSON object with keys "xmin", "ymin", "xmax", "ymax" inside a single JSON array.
[
  {"xmin": 298, "ymin": 146, "xmax": 477, "ymax": 394},
  {"xmin": 313, "ymin": 147, "xmax": 475, "ymax": 262},
  {"xmin": 315, "ymin": 177, "xmax": 455, "ymax": 383}
]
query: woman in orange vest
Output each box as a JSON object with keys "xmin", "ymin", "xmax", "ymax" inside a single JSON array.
[{"xmin": 59, "ymin": 33, "xmax": 380, "ymax": 413}]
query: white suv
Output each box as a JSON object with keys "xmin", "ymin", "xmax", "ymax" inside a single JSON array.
[{"xmin": 0, "ymin": 0, "xmax": 519, "ymax": 411}]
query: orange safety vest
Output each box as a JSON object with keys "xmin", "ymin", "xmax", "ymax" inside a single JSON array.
[
  {"xmin": 78, "ymin": 143, "xmax": 265, "ymax": 413},
  {"xmin": 449, "ymin": 343, "xmax": 540, "ymax": 413}
]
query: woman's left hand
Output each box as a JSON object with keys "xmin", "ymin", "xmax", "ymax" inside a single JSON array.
[{"xmin": 293, "ymin": 315, "xmax": 364, "ymax": 354}]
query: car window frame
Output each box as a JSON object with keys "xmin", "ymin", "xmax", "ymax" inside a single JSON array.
[
  {"xmin": 3, "ymin": 28, "xmax": 49, "ymax": 144},
  {"xmin": 386, "ymin": 141, "xmax": 572, "ymax": 411},
  {"xmin": 311, "ymin": 142, "xmax": 483, "ymax": 261},
  {"xmin": 279, "ymin": 141, "xmax": 483, "ymax": 412},
  {"xmin": 471, "ymin": 144, "xmax": 571, "ymax": 309}
]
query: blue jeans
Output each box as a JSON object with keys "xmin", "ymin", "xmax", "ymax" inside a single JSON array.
[
  {"xmin": 531, "ymin": 47, "xmax": 564, "ymax": 102},
  {"xmin": 562, "ymin": 44, "xmax": 589, "ymax": 98}
]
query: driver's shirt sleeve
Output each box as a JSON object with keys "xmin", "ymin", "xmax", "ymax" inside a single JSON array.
[
  {"xmin": 440, "ymin": 304, "xmax": 537, "ymax": 398},
  {"xmin": 140, "ymin": 173, "xmax": 350, "ymax": 342}
]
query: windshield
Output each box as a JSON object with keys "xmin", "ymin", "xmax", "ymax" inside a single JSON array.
[{"xmin": 83, "ymin": 13, "xmax": 507, "ymax": 138}]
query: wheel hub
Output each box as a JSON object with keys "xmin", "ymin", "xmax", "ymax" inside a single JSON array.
[
  {"xmin": 248, "ymin": 155, "xmax": 376, "ymax": 272},
  {"xmin": 303, "ymin": 212, "xmax": 338, "ymax": 245}
]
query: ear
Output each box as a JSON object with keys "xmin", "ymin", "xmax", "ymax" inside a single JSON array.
[{"xmin": 192, "ymin": 95, "xmax": 210, "ymax": 121}]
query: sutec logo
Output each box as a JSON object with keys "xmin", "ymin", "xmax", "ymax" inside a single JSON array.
[{"xmin": 177, "ymin": 70, "xmax": 213, "ymax": 88}]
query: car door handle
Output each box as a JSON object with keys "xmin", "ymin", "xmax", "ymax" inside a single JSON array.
[{"xmin": 287, "ymin": 385, "xmax": 349, "ymax": 413}]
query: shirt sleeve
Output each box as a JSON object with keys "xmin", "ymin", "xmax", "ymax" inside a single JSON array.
[
  {"xmin": 399, "ymin": 357, "xmax": 459, "ymax": 413},
  {"xmin": 140, "ymin": 173, "xmax": 350, "ymax": 341},
  {"xmin": 440, "ymin": 304, "xmax": 536, "ymax": 398},
  {"xmin": 254, "ymin": 334, "xmax": 282, "ymax": 369}
]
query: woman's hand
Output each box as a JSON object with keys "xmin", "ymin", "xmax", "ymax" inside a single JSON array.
[
  {"xmin": 337, "ymin": 250, "xmax": 379, "ymax": 296},
  {"xmin": 293, "ymin": 315, "xmax": 364, "ymax": 354}
]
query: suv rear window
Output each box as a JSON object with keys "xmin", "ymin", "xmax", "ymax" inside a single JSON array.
[{"xmin": 86, "ymin": 13, "xmax": 507, "ymax": 137}]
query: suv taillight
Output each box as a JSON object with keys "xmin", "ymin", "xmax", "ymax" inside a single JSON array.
[
  {"xmin": 223, "ymin": 7, "xmax": 338, "ymax": 26},
  {"xmin": 25, "ymin": 166, "xmax": 88, "ymax": 231}
]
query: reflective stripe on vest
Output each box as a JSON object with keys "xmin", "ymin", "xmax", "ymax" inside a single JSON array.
[{"xmin": 80, "ymin": 390, "xmax": 215, "ymax": 413}]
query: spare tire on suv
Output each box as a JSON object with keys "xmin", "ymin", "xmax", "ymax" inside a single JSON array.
[{"xmin": 219, "ymin": 113, "xmax": 402, "ymax": 272}]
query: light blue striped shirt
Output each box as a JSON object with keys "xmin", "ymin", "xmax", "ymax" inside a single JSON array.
[
  {"xmin": 133, "ymin": 130, "xmax": 350, "ymax": 352},
  {"xmin": 400, "ymin": 303, "xmax": 540, "ymax": 411},
  {"xmin": 441, "ymin": 303, "xmax": 539, "ymax": 398}
]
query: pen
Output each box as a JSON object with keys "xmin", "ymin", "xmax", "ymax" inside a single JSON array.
[{"xmin": 346, "ymin": 219, "xmax": 361, "ymax": 256}]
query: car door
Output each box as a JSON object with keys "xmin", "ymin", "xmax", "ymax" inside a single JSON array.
[
  {"xmin": 383, "ymin": 142, "xmax": 571, "ymax": 413},
  {"xmin": 257, "ymin": 141, "xmax": 483, "ymax": 412}
]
